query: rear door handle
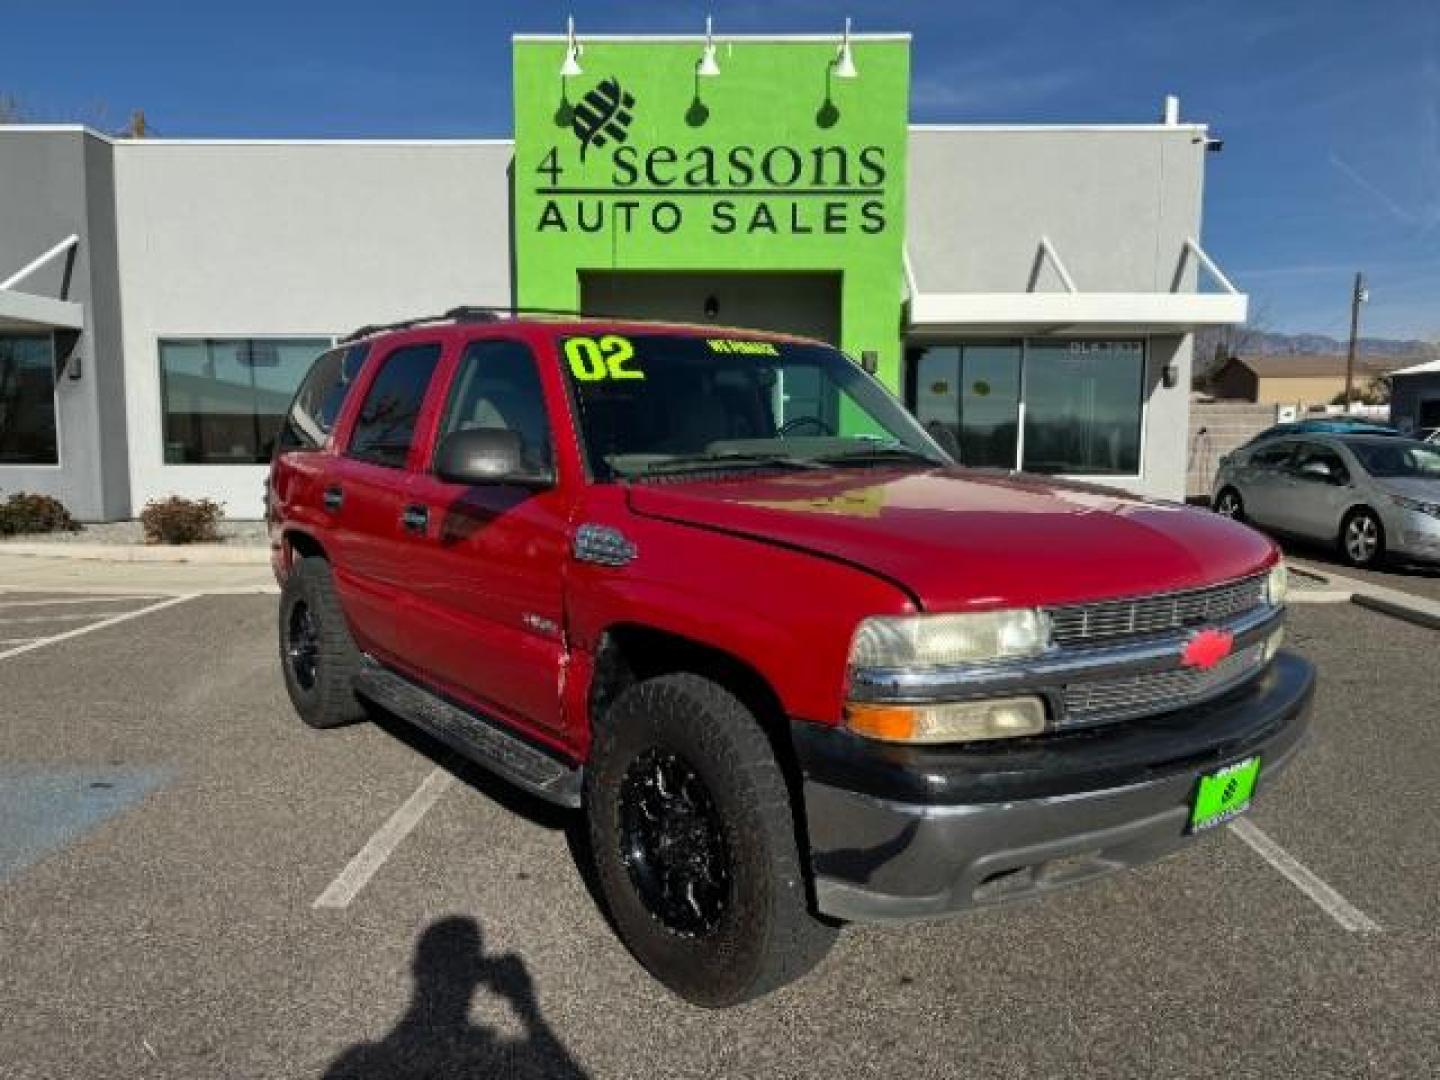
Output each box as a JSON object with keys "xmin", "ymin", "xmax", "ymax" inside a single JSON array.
[
  {"xmin": 322, "ymin": 486, "xmax": 343, "ymax": 513},
  {"xmin": 401, "ymin": 504, "xmax": 429, "ymax": 535}
]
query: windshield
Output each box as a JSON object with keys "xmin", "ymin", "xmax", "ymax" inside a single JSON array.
[
  {"xmin": 559, "ymin": 333, "xmax": 951, "ymax": 480},
  {"xmin": 1348, "ymin": 440, "xmax": 1440, "ymax": 478}
]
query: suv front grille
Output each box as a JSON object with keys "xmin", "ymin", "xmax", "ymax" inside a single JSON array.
[
  {"xmin": 1059, "ymin": 641, "xmax": 1266, "ymax": 727},
  {"xmin": 1047, "ymin": 575, "xmax": 1267, "ymax": 649}
]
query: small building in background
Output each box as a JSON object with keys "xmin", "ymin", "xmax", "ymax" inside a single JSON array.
[
  {"xmin": 1388, "ymin": 358, "xmax": 1440, "ymax": 436},
  {"xmin": 1209, "ymin": 354, "xmax": 1409, "ymax": 407}
]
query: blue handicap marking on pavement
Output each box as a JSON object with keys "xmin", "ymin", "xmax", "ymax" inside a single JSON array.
[{"xmin": 0, "ymin": 766, "xmax": 170, "ymax": 884}]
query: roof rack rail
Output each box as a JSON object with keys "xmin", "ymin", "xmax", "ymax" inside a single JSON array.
[{"xmin": 338, "ymin": 305, "xmax": 588, "ymax": 343}]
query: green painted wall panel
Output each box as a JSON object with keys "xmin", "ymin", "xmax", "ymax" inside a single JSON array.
[{"xmin": 513, "ymin": 37, "xmax": 909, "ymax": 387}]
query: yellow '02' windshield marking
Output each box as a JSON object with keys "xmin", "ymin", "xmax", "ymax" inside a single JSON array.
[{"xmin": 564, "ymin": 335, "xmax": 644, "ymax": 381}]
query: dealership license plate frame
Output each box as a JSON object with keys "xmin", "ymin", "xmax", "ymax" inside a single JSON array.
[{"xmin": 1189, "ymin": 756, "xmax": 1261, "ymax": 833}]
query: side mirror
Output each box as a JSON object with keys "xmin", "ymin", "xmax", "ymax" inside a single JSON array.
[{"xmin": 434, "ymin": 428, "xmax": 553, "ymax": 489}]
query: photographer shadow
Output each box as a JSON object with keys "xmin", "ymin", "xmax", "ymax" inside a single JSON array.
[{"xmin": 324, "ymin": 915, "xmax": 588, "ymax": 1080}]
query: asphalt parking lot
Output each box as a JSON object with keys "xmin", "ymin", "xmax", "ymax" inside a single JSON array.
[{"xmin": 2, "ymin": 588, "xmax": 1438, "ymax": 1079}]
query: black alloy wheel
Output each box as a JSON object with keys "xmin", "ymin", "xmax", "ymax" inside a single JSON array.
[
  {"xmin": 618, "ymin": 748, "xmax": 732, "ymax": 936},
  {"xmin": 286, "ymin": 600, "xmax": 321, "ymax": 691}
]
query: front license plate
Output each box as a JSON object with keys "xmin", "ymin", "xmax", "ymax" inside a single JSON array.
[{"xmin": 1189, "ymin": 756, "xmax": 1261, "ymax": 833}]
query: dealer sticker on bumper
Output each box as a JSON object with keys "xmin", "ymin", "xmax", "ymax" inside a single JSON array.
[{"xmin": 1190, "ymin": 756, "xmax": 1261, "ymax": 833}]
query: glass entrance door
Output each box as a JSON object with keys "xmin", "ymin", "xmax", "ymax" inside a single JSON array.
[{"xmin": 909, "ymin": 344, "xmax": 1020, "ymax": 468}]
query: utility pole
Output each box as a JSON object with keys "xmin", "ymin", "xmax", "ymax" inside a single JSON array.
[{"xmin": 1343, "ymin": 271, "xmax": 1367, "ymax": 412}]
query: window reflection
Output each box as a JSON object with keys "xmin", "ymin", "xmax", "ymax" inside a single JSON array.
[
  {"xmin": 159, "ymin": 338, "xmax": 330, "ymax": 464},
  {"xmin": 0, "ymin": 334, "xmax": 58, "ymax": 465}
]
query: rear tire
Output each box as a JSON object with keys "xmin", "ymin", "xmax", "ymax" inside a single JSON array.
[
  {"xmin": 279, "ymin": 557, "xmax": 368, "ymax": 729},
  {"xmin": 1214, "ymin": 487, "xmax": 1245, "ymax": 522},
  {"xmin": 1340, "ymin": 508, "xmax": 1386, "ymax": 568},
  {"xmin": 585, "ymin": 673, "xmax": 836, "ymax": 1007}
]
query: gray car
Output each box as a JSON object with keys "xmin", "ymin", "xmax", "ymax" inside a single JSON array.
[{"xmin": 1212, "ymin": 434, "xmax": 1440, "ymax": 567}]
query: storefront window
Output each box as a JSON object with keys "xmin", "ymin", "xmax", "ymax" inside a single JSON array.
[
  {"xmin": 159, "ymin": 338, "xmax": 330, "ymax": 464},
  {"xmin": 908, "ymin": 339, "xmax": 1144, "ymax": 476},
  {"xmin": 1022, "ymin": 341, "xmax": 1144, "ymax": 476},
  {"xmin": 0, "ymin": 334, "xmax": 58, "ymax": 465}
]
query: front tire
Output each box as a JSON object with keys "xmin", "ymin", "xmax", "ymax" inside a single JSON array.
[
  {"xmin": 279, "ymin": 557, "xmax": 368, "ymax": 728},
  {"xmin": 585, "ymin": 673, "xmax": 836, "ymax": 1007},
  {"xmin": 1341, "ymin": 508, "xmax": 1386, "ymax": 567}
]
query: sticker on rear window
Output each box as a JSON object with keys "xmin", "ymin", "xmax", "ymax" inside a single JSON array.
[
  {"xmin": 564, "ymin": 336, "xmax": 643, "ymax": 382},
  {"xmin": 707, "ymin": 339, "xmax": 779, "ymax": 357}
]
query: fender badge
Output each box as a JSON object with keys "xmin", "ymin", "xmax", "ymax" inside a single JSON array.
[{"xmin": 1182, "ymin": 628, "xmax": 1234, "ymax": 670}]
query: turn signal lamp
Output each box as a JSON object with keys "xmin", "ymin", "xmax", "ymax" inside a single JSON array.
[
  {"xmin": 846, "ymin": 698, "xmax": 1046, "ymax": 744},
  {"xmin": 1265, "ymin": 561, "xmax": 1289, "ymax": 607}
]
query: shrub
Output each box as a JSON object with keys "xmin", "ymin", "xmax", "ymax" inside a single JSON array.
[
  {"xmin": 139, "ymin": 496, "xmax": 224, "ymax": 545},
  {"xmin": 0, "ymin": 492, "xmax": 81, "ymax": 536}
]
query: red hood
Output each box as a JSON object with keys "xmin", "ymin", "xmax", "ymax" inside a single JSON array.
[{"xmin": 626, "ymin": 467, "xmax": 1277, "ymax": 611}]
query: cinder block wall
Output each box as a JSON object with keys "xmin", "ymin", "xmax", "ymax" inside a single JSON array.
[{"xmin": 1186, "ymin": 400, "xmax": 1276, "ymax": 500}]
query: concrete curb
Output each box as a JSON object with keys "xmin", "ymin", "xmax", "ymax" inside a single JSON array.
[
  {"xmin": 1289, "ymin": 560, "xmax": 1440, "ymax": 632},
  {"xmin": 0, "ymin": 542, "xmax": 270, "ymax": 566}
]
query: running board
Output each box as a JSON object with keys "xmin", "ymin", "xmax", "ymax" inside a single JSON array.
[{"xmin": 353, "ymin": 659, "xmax": 582, "ymax": 808}]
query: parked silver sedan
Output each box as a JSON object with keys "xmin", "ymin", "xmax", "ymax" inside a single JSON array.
[{"xmin": 1212, "ymin": 434, "xmax": 1440, "ymax": 567}]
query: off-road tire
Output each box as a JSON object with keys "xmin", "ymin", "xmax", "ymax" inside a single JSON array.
[
  {"xmin": 279, "ymin": 557, "xmax": 368, "ymax": 729},
  {"xmin": 585, "ymin": 673, "xmax": 837, "ymax": 1007},
  {"xmin": 1214, "ymin": 487, "xmax": 1245, "ymax": 522},
  {"xmin": 1340, "ymin": 507, "xmax": 1386, "ymax": 568}
]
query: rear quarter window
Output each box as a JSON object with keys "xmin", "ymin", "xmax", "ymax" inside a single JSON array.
[{"xmin": 276, "ymin": 343, "xmax": 370, "ymax": 452}]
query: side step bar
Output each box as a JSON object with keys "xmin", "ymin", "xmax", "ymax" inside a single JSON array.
[{"xmin": 353, "ymin": 659, "xmax": 582, "ymax": 808}]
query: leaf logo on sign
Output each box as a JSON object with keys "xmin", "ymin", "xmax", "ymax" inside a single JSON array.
[{"xmin": 572, "ymin": 77, "xmax": 636, "ymax": 161}]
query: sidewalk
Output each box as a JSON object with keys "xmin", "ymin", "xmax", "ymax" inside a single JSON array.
[
  {"xmin": 1289, "ymin": 560, "xmax": 1440, "ymax": 631},
  {"xmin": 0, "ymin": 553, "xmax": 277, "ymax": 595}
]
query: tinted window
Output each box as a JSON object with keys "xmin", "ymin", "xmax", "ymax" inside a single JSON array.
[
  {"xmin": 1249, "ymin": 443, "xmax": 1296, "ymax": 470},
  {"xmin": 0, "ymin": 334, "xmax": 57, "ymax": 465},
  {"xmin": 1022, "ymin": 340, "xmax": 1144, "ymax": 475},
  {"xmin": 277, "ymin": 344, "xmax": 370, "ymax": 452},
  {"xmin": 159, "ymin": 338, "xmax": 330, "ymax": 463},
  {"xmin": 1347, "ymin": 439, "xmax": 1440, "ymax": 479},
  {"xmin": 437, "ymin": 340, "xmax": 553, "ymax": 471},
  {"xmin": 1291, "ymin": 442, "xmax": 1349, "ymax": 483},
  {"xmin": 347, "ymin": 343, "xmax": 443, "ymax": 469}
]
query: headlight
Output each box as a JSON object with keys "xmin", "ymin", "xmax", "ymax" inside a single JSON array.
[
  {"xmin": 845, "ymin": 696, "xmax": 1047, "ymax": 744},
  {"xmin": 848, "ymin": 609, "xmax": 1051, "ymax": 669},
  {"xmin": 1390, "ymin": 493, "xmax": 1440, "ymax": 519},
  {"xmin": 1265, "ymin": 562, "xmax": 1289, "ymax": 607}
]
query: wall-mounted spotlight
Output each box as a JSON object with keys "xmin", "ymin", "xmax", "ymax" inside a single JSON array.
[
  {"xmin": 560, "ymin": 15, "xmax": 583, "ymax": 78},
  {"xmin": 833, "ymin": 17, "xmax": 858, "ymax": 79},
  {"xmin": 697, "ymin": 16, "xmax": 721, "ymax": 77}
]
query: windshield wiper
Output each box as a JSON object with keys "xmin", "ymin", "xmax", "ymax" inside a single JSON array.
[
  {"xmin": 627, "ymin": 452, "xmax": 828, "ymax": 477},
  {"xmin": 813, "ymin": 445, "xmax": 945, "ymax": 468}
]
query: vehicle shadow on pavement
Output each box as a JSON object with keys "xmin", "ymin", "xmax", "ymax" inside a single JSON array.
[{"xmin": 323, "ymin": 915, "xmax": 589, "ymax": 1080}]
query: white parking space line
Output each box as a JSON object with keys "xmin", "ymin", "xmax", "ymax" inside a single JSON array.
[
  {"xmin": 0, "ymin": 612, "xmax": 144, "ymax": 625},
  {"xmin": 0, "ymin": 638, "xmax": 37, "ymax": 646},
  {"xmin": 0, "ymin": 595, "xmax": 166, "ymax": 608},
  {"xmin": 0, "ymin": 594, "xmax": 198, "ymax": 662},
  {"xmin": 313, "ymin": 768, "xmax": 455, "ymax": 910},
  {"xmin": 1287, "ymin": 591, "xmax": 1354, "ymax": 604},
  {"xmin": 1230, "ymin": 817, "xmax": 1382, "ymax": 932}
]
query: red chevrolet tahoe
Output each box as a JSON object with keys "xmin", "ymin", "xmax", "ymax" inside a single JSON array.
[{"xmin": 269, "ymin": 310, "xmax": 1314, "ymax": 1007}]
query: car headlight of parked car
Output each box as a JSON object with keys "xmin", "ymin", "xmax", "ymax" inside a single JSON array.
[
  {"xmin": 1265, "ymin": 561, "xmax": 1289, "ymax": 607},
  {"xmin": 1389, "ymin": 493, "xmax": 1440, "ymax": 519},
  {"xmin": 845, "ymin": 610, "xmax": 1051, "ymax": 744}
]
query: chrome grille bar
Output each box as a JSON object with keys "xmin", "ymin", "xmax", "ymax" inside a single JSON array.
[{"xmin": 1047, "ymin": 574, "xmax": 1267, "ymax": 649}]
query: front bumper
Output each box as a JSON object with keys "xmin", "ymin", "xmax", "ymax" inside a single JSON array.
[
  {"xmin": 1392, "ymin": 508, "xmax": 1440, "ymax": 562},
  {"xmin": 794, "ymin": 651, "xmax": 1315, "ymax": 923}
]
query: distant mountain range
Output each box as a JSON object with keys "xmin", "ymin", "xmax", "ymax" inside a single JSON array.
[{"xmin": 1243, "ymin": 331, "xmax": 1434, "ymax": 358}]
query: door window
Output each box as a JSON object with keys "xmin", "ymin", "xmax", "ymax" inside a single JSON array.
[
  {"xmin": 0, "ymin": 334, "xmax": 57, "ymax": 464},
  {"xmin": 1290, "ymin": 443, "xmax": 1349, "ymax": 484},
  {"xmin": 435, "ymin": 340, "xmax": 554, "ymax": 472},
  {"xmin": 346, "ymin": 343, "xmax": 443, "ymax": 469},
  {"xmin": 1249, "ymin": 442, "xmax": 1297, "ymax": 472}
]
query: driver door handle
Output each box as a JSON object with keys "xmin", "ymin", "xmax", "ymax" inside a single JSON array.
[{"xmin": 401, "ymin": 503, "xmax": 429, "ymax": 535}]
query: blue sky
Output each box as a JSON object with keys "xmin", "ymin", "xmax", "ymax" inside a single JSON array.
[{"xmin": 5, "ymin": 0, "xmax": 1438, "ymax": 340}]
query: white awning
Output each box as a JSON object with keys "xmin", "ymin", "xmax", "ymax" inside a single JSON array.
[
  {"xmin": 906, "ymin": 237, "xmax": 1248, "ymax": 336},
  {"xmin": 0, "ymin": 234, "xmax": 85, "ymax": 332},
  {"xmin": 0, "ymin": 288, "xmax": 84, "ymax": 332}
]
